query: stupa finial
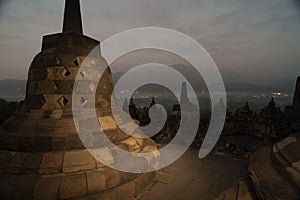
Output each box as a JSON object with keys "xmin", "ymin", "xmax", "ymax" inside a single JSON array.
[{"xmin": 63, "ymin": 0, "xmax": 83, "ymax": 34}]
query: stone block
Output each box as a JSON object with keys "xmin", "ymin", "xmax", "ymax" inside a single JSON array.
[
  {"xmin": 5, "ymin": 152, "xmax": 27, "ymax": 174},
  {"xmin": 292, "ymin": 160, "xmax": 300, "ymax": 173},
  {"xmin": 50, "ymin": 109, "xmax": 63, "ymax": 120},
  {"xmin": 277, "ymin": 137, "xmax": 297, "ymax": 150},
  {"xmin": 96, "ymin": 160, "xmax": 107, "ymax": 169},
  {"xmin": 27, "ymin": 80, "xmax": 58, "ymax": 95},
  {"xmin": 53, "ymin": 80, "xmax": 74, "ymax": 93},
  {"xmin": 98, "ymin": 190, "xmax": 119, "ymax": 200},
  {"xmin": 39, "ymin": 151, "xmax": 64, "ymax": 174},
  {"xmin": 154, "ymin": 172, "xmax": 172, "ymax": 184},
  {"xmin": 98, "ymin": 116, "xmax": 117, "ymax": 132},
  {"xmin": 63, "ymin": 150, "xmax": 95, "ymax": 173},
  {"xmin": 134, "ymin": 172, "xmax": 155, "ymax": 196},
  {"xmin": 86, "ymin": 170, "xmax": 106, "ymax": 194},
  {"xmin": 0, "ymin": 151, "xmax": 15, "ymax": 169},
  {"xmin": 117, "ymin": 182, "xmax": 136, "ymax": 200},
  {"xmin": 3, "ymin": 175, "xmax": 39, "ymax": 200},
  {"xmin": 21, "ymin": 153, "xmax": 43, "ymax": 174},
  {"xmin": 34, "ymin": 175, "xmax": 60, "ymax": 200},
  {"xmin": 121, "ymin": 137, "xmax": 143, "ymax": 152},
  {"xmin": 90, "ymin": 148, "xmax": 114, "ymax": 167},
  {"xmin": 119, "ymin": 171, "xmax": 139, "ymax": 184},
  {"xmin": 60, "ymin": 172, "xmax": 87, "ymax": 199},
  {"xmin": 286, "ymin": 167, "xmax": 300, "ymax": 188},
  {"xmin": 104, "ymin": 168, "xmax": 120, "ymax": 189}
]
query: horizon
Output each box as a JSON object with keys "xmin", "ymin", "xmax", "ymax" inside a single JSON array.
[{"xmin": 0, "ymin": 0, "xmax": 300, "ymax": 87}]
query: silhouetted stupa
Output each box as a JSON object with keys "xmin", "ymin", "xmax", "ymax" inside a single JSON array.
[
  {"xmin": 0, "ymin": 0, "xmax": 156, "ymax": 199},
  {"xmin": 285, "ymin": 76, "xmax": 300, "ymax": 123}
]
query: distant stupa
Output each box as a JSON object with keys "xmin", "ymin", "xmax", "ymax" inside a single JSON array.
[
  {"xmin": 0, "ymin": 0, "xmax": 156, "ymax": 199},
  {"xmin": 180, "ymin": 82, "xmax": 189, "ymax": 105},
  {"xmin": 293, "ymin": 76, "xmax": 300, "ymax": 109},
  {"xmin": 285, "ymin": 76, "xmax": 300, "ymax": 123}
]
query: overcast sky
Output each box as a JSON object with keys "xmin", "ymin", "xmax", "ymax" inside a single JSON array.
[{"xmin": 0, "ymin": 0, "xmax": 300, "ymax": 87}]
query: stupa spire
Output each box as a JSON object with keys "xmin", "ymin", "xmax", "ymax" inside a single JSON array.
[
  {"xmin": 293, "ymin": 76, "xmax": 300, "ymax": 108},
  {"xmin": 63, "ymin": 0, "xmax": 83, "ymax": 34}
]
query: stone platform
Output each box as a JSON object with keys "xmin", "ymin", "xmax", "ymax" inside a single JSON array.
[
  {"xmin": 0, "ymin": 147, "xmax": 156, "ymax": 200},
  {"xmin": 137, "ymin": 148, "xmax": 249, "ymax": 200},
  {"xmin": 216, "ymin": 132, "xmax": 300, "ymax": 200}
]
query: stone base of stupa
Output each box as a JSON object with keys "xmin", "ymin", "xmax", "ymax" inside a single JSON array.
[
  {"xmin": 0, "ymin": 136, "xmax": 157, "ymax": 200},
  {"xmin": 216, "ymin": 133, "xmax": 300, "ymax": 200}
]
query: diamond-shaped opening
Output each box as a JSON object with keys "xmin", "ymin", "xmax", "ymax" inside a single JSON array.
[
  {"xmin": 58, "ymin": 96, "xmax": 69, "ymax": 107},
  {"xmin": 80, "ymin": 71, "xmax": 87, "ymax": 78},
  {"xmin": 74, "ymin": 58, "xmax": 80, "ymax": 67},
  {"xmin": 62, "ymin": 96, "xmax": 69, "ymax": 106},
  {"xmin": 64, "ymin": 68, "xmax": 71, "ymax": 77},
  {"xmin": 53, "ymin": 81, "xmax": 59, "ymax": 90},
  {"xmin": 80, "ymin": 97, "xmax": 88, "ymax": 105}
]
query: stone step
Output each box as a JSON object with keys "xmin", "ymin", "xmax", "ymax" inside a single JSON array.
[
  {"xmin": 272, "ymin": 144, "xmax": 293, "ymax": 182},
  {"xmin": 249, "ymin": 147, "xmax": 300, "ymax": 200},
  {"xmin": 215, "ymin": 179, "xmax": 258, "ymax": 200},
  {"xmin": 273, "ymin": 134, "xmax": 300, "ymax": 189},
  {"xmin": 236, "ymin": 178, "xmax": 258, "ymax": 200},
  {"xmin": 214, "ymin": 187, "xmax": 237, "ymax": 200}
]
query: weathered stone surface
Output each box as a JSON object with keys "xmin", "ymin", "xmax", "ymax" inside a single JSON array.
[
  {"xmin": 279, "ymin": 142, "xmax": 300, "ymax": 164},
  {"xmin": 117, "ymin": 181, "xmax": 136, "ymax": 200},
  {"xmin": 277, "ymin": 137, "xmax": 297, "ymax": 150},
  {"xmin": 98, "ymin": 116, "xmax": 117, "ymax": 132},
  {"xmin": 39, "ymin": 151, "xmax": 64, "ymax": 174},
  {"xmin": 54, "ymin": 80, "xmax": 74, "ymax": 93},
  {"xmin": 154, "ymin": 172, "xmax": 172, "ymax": 184},
  {"xmin": 104, "ymin": 168, "xmax": 121, "ymax": 189},
  {"xmin": 27, "ymin": 80, "xmax": 58, "ymax": 95},
  {"xmin": 119, "ymin": 171, "xmax": 139, "ymax": 184},
  {"xmin": 0, "ymin": 175, "xmax": 39, "ymax": 200},
  {"xmin": 5, "ymin": 152, "xmax": 27, "ymax": 174},
  {"xmin": 0, "ymin": 0, "xmax": 156, "ymax": 198},
  {"xmin": 96, "ymin": 160, "xmax": 107, "ymax": 169},
  {"xmin": 86, "ymin": 170, "xmax": 106, "ymax": 194},
  {"xmin": 121, "ymin": 137, "xmax": 144, "ymax": 152},
  {"xmin": 34, "ymin": 175, "xmax": 60, "ymax": 200},
  {"xmin": 63, "ymin": 150, "xmax": 95, "ymax": 173},
  {"xmin": 50, "ymin": 109, "xmax": 63, "ymax": 120},
  {"xmin": 237, "ymin": 179, "xmax": 255, "ymax": 200},
  {"xmin": 98, "ymin": 190, "xmax": 119, "ymax": 200},
  {"xmin": 292, "ymin": 160, "xmax": 300, "ymax": 173},
  {"xmin": 60, "ymin": 172, "xmax": 87, "ymax": 199},
  {"xmin": 90, "ymin": 148, "xmax": 114, "ymax": 167},
  {"xmin": 0, "ymin": 151, "xmax": 15, "ymax": 169},
  {"xmin": 25, "ymin": 95, "xmax": 46, "ymax": 109},
  {"xmin": 142, "ymin": 145, "xmax": 160, "ymax": 164},
  {"xmin": 250, "ymin": 147, "xmax": 299, "ymax": 200},
  {"xmin": 286, "ymin": 167, "xmax": 300, "ymax": 189},
  {"xmin": 134, "ymin": 172, "xmax": 156, "ymax": 196},
  {"xmin": 21, "ymin": 153, "xmax": 43, "ymax": 174}
]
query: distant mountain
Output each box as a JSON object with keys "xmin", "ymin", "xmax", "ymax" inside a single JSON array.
[
  {"xmin": 112, "ymin": 70, "xmax": 290, "ymax": 93},
  {"xmin": 0, "ymin": 72, "xmax": 293, "ymax": 100}
]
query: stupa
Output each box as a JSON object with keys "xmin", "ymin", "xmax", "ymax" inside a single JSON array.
[
  {"xmin": 286, "ymin": 76, "xmax": 300, "ymax": 124},
  {"xmin": 0, "ymin": 0, "xmax": 156, "ymax": 199},
  {"xmin": 216, "ymin": 77, "xmax": 300, "ymax": 200}
]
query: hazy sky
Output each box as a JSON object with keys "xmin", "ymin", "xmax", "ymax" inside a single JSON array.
[{"xmin": 0, "ymin": 0, "xmax": 300, "ymax": 87}]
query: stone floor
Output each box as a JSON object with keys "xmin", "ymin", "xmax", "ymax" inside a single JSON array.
[{"xmin": 136, "ymin": 148, "xmax": 249, "ymax": 200}]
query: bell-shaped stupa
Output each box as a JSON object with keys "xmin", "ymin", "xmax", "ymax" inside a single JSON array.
[{"xmin": 0, "ymin": 0, "xmax": 156, "ymax": 199}]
